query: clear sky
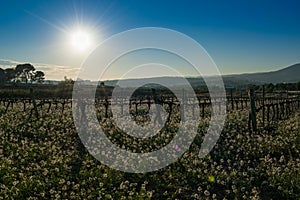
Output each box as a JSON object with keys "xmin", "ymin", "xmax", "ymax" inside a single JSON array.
[{"xmin": 0, "ymin": 0, "xmax": 299, "ymax": 80}]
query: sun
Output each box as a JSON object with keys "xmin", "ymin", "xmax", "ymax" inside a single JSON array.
[{"xmin": 70, "ymin": 29, "xmax": 91, "ymax": 51}]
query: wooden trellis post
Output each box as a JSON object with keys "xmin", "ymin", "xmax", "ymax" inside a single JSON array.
[
  {"xmin": 230, "ymin": 88, "xmax": 234, "ymax": 110},
  {"xmin": 248, "ymin": 88, "xmax": 257, "ymax": 132},
  {"xmin": 30, "ymin": 88, "xmax": 39, "ymax": 119},
  {"xmin": 262, "ymin": 85, "xmax": 265, "ymax": 128},
  {"xmin": 100, "ymin": 82, "xmax": 109, "ymax": 118},
  {"xmin": 182, "ymin": 89, "xmax": 185, "ymax": 122},
  {"xmin": 134, "ymin": 98, "xmax": 138, "ymax": 114},
  {"xmin": 121, "ymin": 97, "xmax": 124, "ymax": 115},
  {"xmin": 152, "ymin": 89, "xmax": 163, "ymax": 125}
]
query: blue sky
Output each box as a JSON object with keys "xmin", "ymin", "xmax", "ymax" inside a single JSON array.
[{"xmin": 0, "ymin": 0, "xmax": 299, "ymax": 80}]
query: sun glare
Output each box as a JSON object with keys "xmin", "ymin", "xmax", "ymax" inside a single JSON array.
[{"xmin": 70, "ymin": 30, "xmax": 91, "ymax": 51}]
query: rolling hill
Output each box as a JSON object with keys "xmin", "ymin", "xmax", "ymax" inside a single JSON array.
[
  {"xmin": 81, "ymin": 63, "xmax": 300, "ymax": 88},
  {"xmin": 224, "ymin": 63, "xmax": 300, "ymax": 84}
]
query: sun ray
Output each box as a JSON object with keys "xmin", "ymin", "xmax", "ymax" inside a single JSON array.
[{"xmin": 23, "ymin": 9, "xmax": 68, "ymax": 34}]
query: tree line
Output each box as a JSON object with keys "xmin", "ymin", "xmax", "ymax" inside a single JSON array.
[{"xmin": 0, "ymin": 63, "xmax": 45, "ymax": 84}]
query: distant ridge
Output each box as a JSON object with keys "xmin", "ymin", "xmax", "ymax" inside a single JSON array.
[
  {"xmin": 101, "ymin": 63, "xmax": 300, "ymax": 88},
  {"xmin": 224, "ymin": 63, "xmax": 300, "ymax": 84},
  {"xmin": 44, "ymin": 63, "xmax": 299, "ymax": 87}
]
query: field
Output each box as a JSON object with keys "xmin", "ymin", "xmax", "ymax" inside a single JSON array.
[{"xmin": 0, "ymin": 93, "xmax": 299, "ymax": 199}]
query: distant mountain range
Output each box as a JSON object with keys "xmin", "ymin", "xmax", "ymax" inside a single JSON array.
[
  {"xmin": 105, "ymin": 63, "xmax": 300, "ymax": 88},
  {"xmin": 223, "ymin": 63, "xmax": 300, "ymax": 84},
  {"xmin": 46, "ymin": 63, "xmax": 300, "ymax": 88}
]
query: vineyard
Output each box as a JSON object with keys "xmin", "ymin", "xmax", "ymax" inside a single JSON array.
[{"xmin": 0, "ymin": 87, "xmax": 299, "ymax": 199}]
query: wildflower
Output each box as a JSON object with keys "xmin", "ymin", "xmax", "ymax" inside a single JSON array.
[
  {"xmin": 197, "ymin": 186, "xmax": 202, "ymax": 191},
  {"xmin": 204, "ymin": 190, "xmax": 210, "ymax": 196},
  {"xmin": 147, "ymin": 191, "xmax": 153, "ymax": 198}
]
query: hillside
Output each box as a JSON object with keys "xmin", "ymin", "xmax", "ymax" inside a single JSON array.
[
  {"xmin": 224, "ymin": 63, "xmax": 300, "ymax": 84},
  {"xmin": 69, "ymin": 63, "xmax": 300, "ymax": 88}
]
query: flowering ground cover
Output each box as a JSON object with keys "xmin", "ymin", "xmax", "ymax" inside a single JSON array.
[{"xmin": 0, "ymin": 104, "xmax": 299, "ymax": 199}]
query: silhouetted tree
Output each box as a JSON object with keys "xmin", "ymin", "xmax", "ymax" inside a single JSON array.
[
  {"xmin": 4, "ymin": 68, "xmax": 16, "ymax": 82},
  {"xmin": 0, "ymin": 68, "xmax": 5, "ymax": 84},
  {"xmin": 15, "ymin": 63, "xmax": 35, "ymax": 84},
  {"xmin": 63, "ymin": 76, "xmax": 74, "ymax": 84},
  {"xmin": 32, "ymin": 71, "xmax": 45, "ymax": 83}
]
